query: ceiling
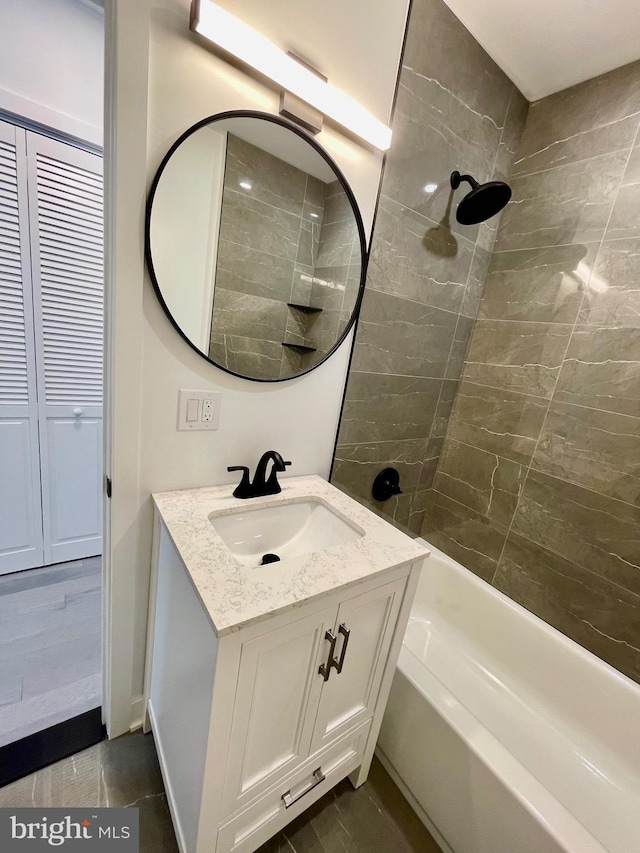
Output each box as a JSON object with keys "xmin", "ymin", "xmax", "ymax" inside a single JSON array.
[{"xmin": 442, "ymin": 0, "xmax": 640, "ymax": 101}]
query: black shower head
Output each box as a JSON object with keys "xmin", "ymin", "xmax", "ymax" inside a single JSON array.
[{"xmin": 450, "ymin": 170, "xmax": 512, "ymax": 225}]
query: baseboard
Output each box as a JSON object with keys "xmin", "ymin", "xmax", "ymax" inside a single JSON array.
[
  {"xmin": 129, "ymin": 696, "xmax": 145, "ymax": 732},
  {"xmin": 375, "ymin": 745, "xmax": 453, "ymax": 853},
  {"xmin": 0, "ymin": 708, "xmax": 106, "ymax": 788}
]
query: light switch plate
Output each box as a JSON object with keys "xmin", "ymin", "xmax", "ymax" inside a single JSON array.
[{"xmin": 177, "ymin": 390, "xmax": 221, "ymax": 431}]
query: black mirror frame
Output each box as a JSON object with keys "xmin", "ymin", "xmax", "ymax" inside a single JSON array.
[{"xmin": 145, "ymin": 110, "xmax": 369, "ymax": 383}]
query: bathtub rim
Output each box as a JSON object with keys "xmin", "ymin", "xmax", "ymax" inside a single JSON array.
[{"xmin": 413, "ymin": 536, "xmax": 640, "ymax": 696}]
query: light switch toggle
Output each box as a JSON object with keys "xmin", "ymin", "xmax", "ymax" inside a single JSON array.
[
  {"xmin": 178, "ymin": 390, "xmax": 221, "ymax": 431},
  {"xmin": 186, "ymin": 398, "xmax": 200, "ymax": 422}
]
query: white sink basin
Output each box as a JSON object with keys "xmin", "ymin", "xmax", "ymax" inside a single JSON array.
[{"xmin": 209, "ymin": 498, "xmax": 365, "ymax": 567}]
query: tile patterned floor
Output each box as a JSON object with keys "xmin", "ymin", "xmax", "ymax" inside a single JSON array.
[
  {"xmin": 0, "ymin": 557, "xmax": 102, "ymax": 747},
  {"xmin": 0, "ymin": 732, "xmax": 441, "ymax": 853}
]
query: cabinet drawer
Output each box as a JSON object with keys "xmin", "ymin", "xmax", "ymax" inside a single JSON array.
[{"xmin": 217, "ymin": 722, "xmax": 371, "ymax": 853}]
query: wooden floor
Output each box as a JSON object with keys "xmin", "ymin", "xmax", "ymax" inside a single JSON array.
[
  {"xmin": 0, "ymin": 731, "xmax": 442, "ymax": 853},
  {"xmin": 0, "ymin": 557, "xmax": 102, "ymax": 748}
]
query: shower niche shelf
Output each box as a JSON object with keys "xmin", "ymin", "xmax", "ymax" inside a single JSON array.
[
  {"xmin": 287, "ymin": 303, "xmax": 323, "ymax": 315},
  {"xmin": 282, "ymin": 342, "xmax": 317, "ymax": 355}
]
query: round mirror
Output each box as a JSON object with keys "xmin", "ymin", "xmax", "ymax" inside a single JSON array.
[{"xmin": 146, "ymin": 111, "xmax": 366, "ymax": 381}]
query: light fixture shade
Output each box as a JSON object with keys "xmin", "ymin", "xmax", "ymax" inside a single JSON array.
[{"xmin": 190, "ymin": 0, "xmax": 393, "ymax": 151}]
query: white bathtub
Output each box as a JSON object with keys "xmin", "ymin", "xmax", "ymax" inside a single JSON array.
[{"xmin": 377, "ymin": 540, "xmax": 640, "ymax": 853}]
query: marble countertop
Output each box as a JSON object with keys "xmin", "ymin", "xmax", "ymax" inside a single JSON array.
[{"xmin": 152, "ymin": 475, "xmax": 429, "ymax": 637}]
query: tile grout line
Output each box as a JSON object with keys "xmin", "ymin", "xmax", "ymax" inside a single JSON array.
[{"xmin": 489, "ymin": 120, "xmax": 640, "ymax": 585}]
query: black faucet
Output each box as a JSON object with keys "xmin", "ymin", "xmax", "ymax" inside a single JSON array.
[{"xmin": 228, "ymin": 450, "xmax": 292, "ymax": 499}]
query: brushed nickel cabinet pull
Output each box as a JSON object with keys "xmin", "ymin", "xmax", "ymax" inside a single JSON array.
[
  {"xmin": 282, "ymin": 767, "xmax": 325, "ymax": 808},
  {"xmin": 318, "ymin": 630, "xmax": 336, "ymax": 682},
  {"xmin": 331, "ymin": 623, "xmax": 350, "ymax": 674}
]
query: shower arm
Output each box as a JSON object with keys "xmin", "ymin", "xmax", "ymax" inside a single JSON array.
[{"xmin": 450, "ymin": 171, "xmax": 479, "ymax": 191}]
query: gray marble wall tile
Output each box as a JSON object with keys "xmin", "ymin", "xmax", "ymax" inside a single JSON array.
[
  {"xmin": 337, "ymin": 372, "xmax": 442, "ymax": 446},
  {"xmin": 279, "ymin": 345, "xmax": 304, "ymax": 378},
  {"xmin": 460, "ymin": 246, "xmax": 492, "ymax": 318},
  {"xmin": 211, "ymin": 290, "xmax": 288, "ymax": 342},
  {"xmin": 343, "ymin": 264, "xmax": 363, "ymax": 317},
  {"xmin": 296, "ymin": 219, "xmax": 315, "ymax": 268},
  {"xmin": 580, "ymin": 238, "xmax": 640, "ymax": 326},
  {"xmin": 290, "ymin": 264, "xmax": 314, "ymax": 306},
  {"xmin": 479, "ymin": 244, "xmax": 598, "ymax": 323},
  {"xmin": 421, "ymin": 490, "xmax": 508, "ymax": 581},
  {"xmin": 554, "ymin": 325, "xmax": 640, "ymax": 417},
  {"xmin": 418, "ymin": 53, "xmax": 640, "ymax": 684},
  {"xmin": 512, "ymin": 114, "xmax": 639, "ymax": 179},
  {"xmin": 511, "ymin": 469, "xmax": 640, "ymax": 595},
  {"xmin": 351, "ymin": 290, "xmax": 458, "ymax": 378},
  {"xmin": 446, "ymin": 380, "xmax": 548, "ymax": 465},
  {"xmin": 305, "ymin": 308, "xmax": 342, "ymax": 354},
  {"xmin": 311, "ymin": 267, "xmax": 349, "ymax": 310},
  {"xmin": 427, "ymin": 379, "xmax": 459, "ymax": 446},
  {"xmin": 434, "ymin": 439, "xmax": 526, "ymax": 527},
  {"xmin": 323, "ymin": 188, "xmax": 353, "ymax": 226},
  {"xmin": 219, "ymin": 189, "xmax": 301, "ymax": 261},
  {"xmin": 332, "ymin": 439, "xmax": 427, "ymax": 503},
  {"xmin": 304, "ymin": 175, "xmax": 326, "ymax": 213},
  {"xmin": 301, "ymin": 198, "xmax": 324, "ymax": 231},
  {"xmin": 316, "ymin": 219, "xmax": 356, "ymax": 267},
  {"xmin": 215, "ymin": 240, "xmax": 295, "ymax": 301},
  {"xmin": 513, "ymin": 60, "xmax": 640, "ymax": 173},
  {"xmin": 384, "ymin": 79, "xmax": 503, "ymax": 245},
  {"xmin": 499, "ymin": 90, "xmax": 530, "ymax": 165},
  {"xmin": 210, "ymin": 334, "xmax": 283, "ymax": 380},
  {"xmin": 444, "ymin": 315, "xmax": 474, "ymax": 381},
  {"xmin": 366, "ymin": 195, "xmax": 475, "ymax": 313},
  {"xmin": 401, "ymin": 0, "xmax": 513, "ymax": 130},
  {"xmin": 495, "ymin": 150, "xmax": 629, "ymax": 251},
  {"xmin": 533, "ymin": 401, "xmax": 640, "ymax": 506},
  {"xmin": 407, "ymin": 487, "xmax": 434, "ymax": 535},
  {"xmin": 463, "ymin": 319, "xmax": 572, "ymax": 397},
  {"xmin": 225, "ymin": 135, "xmax": 306, "ymax": 216},
  {"xmin": 604, "ymin": 144, "xmax": 640, "ymax": 241},
  {"xmin": 495, "ymin": 533, "xmax": 640, "ymax": 683},
  {"xmin": 333, "ymin": 0, "xmax": 526, "ymax": 578}
]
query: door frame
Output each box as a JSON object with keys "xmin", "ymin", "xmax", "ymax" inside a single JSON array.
[{"xmin": 102, "ymin": 0, "xmax": 151, "ymax": 737}]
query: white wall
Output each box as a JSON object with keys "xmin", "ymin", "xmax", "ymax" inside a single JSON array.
[
  {"xmin": 0, "ymin": 0, "xmax": 103, "ymax": 145},
  {"xmin": 107, "ymin": 0, "xmax": 410, "ymax": 734}
]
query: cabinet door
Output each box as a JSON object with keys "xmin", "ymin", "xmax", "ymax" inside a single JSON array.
[
  {"xmin": 310, "ymin": 578, "xmax": 405, "ymax": 754},
  {"xmin": 222, "ymin": 605, "xmax": 336, "ymax": 817}
]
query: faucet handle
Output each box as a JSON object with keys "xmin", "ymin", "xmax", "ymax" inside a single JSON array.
[{"xmin": 228, "ymin": 465, "xmax": 252, "ymax": 499}]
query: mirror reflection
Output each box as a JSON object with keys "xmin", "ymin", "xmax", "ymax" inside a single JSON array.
[{"xmin": 147, "ymin": 113, "xmax": 365, "ymax": 381}]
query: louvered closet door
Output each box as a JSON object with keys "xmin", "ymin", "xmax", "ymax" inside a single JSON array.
[
  {"xmin": 0, "ymin": 122, "xmax": 44, "ymax": 574},
  {"xmin": 26, "ymin": 132, "xmax": 103, "ymax": 565}
]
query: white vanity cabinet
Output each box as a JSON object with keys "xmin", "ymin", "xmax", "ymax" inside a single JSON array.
[
  {"xmin": 221, "ymin": 576, "xmax": 405, "ymax": 819},
  {"xmin": 144, "ymin": 478, "xmax": 428, "ymax": 853}
]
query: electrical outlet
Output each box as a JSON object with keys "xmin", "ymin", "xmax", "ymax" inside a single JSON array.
[{"xmin": 177, "ymin": 390, "xmax": 221, "ymax": 431}]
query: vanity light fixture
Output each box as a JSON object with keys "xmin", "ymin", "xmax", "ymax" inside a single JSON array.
[{"xmin": 189, "ymin": 0, "xmax": 393, "ymax": 151}]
